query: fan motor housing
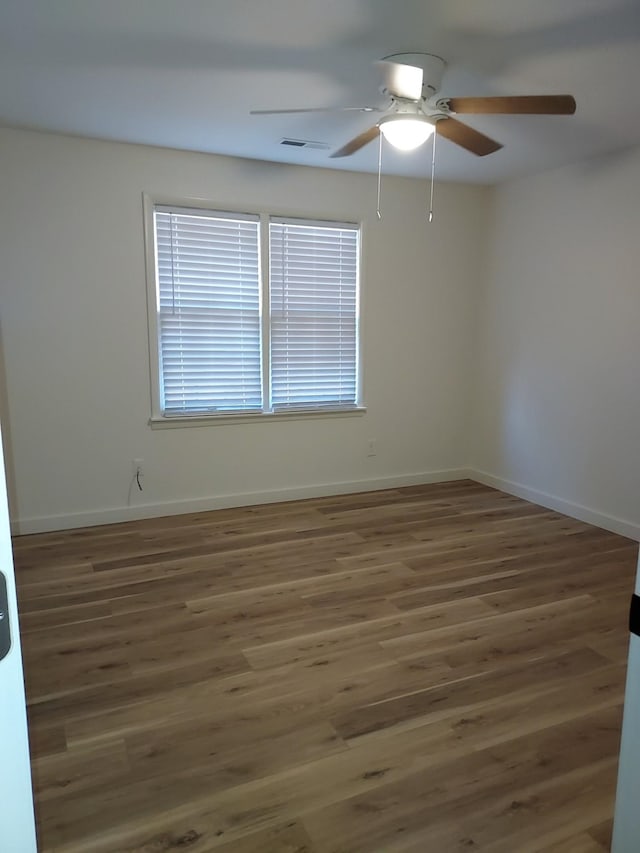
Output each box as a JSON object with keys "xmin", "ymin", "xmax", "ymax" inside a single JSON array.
[{"xmin": 382, "ymin": 53, "xmax": 446, "ymax": 97}]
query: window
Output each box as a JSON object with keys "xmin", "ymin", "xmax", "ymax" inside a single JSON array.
[
  {"xmin": 154, "ymin": 207, "xmax": 262, "ymax": 415},
  {"xmin": 146, "ymin": 200, "xmax": 361, "ymax": 422},
  {"xmin": 270, "ymin": 218, "xmax": 359, "ymax": 411}
]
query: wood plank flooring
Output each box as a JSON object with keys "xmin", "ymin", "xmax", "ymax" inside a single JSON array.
[{"xmin": 13, "ymin": 480, "xmax": 638, "ymax": 852}]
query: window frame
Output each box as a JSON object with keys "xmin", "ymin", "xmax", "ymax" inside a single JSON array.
[{"xmin": 143, "ymin": 194, "xmax": 366, "ymax": 428}]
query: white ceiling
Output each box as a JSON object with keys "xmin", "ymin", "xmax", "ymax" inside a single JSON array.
[{"xmin": 1, "ymin": 0, "xmax": 640, "ymax": 183}]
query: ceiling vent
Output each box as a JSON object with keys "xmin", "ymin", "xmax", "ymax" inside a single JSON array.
[{"xmin": 280, "ymin": 138, "xmax": 330, "ymax": 151}]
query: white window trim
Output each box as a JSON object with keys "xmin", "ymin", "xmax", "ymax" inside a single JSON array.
[{"xmin": 142, "ymin": 193, "xmax": 366, "ymax": 427}]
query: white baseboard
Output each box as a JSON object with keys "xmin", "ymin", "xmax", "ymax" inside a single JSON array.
[
  {"xmin": 12, "ymin": 468, "xmax": 472, "ymax": 535},
  {"xmin": 471, "ymin": 468, "xmax": 640, "ymax": 542},
  {"xmin": 15, "ymin": 467, "xmax": 638, "ymax": 541}
]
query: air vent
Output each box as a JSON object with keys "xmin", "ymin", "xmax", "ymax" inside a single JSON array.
[{"xmin": 280, "ymin": 138, "xmax": 330, "ymax": 151}]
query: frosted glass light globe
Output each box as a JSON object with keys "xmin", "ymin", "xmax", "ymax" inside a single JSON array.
[{"xmin": 379, "ymin": 115, "xmax": 434, "ymax": 151}]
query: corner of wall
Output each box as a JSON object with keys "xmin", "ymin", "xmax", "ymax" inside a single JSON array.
[{"xmin": 465, "ymin": 183, "xmax": 497, "ymax": 472}]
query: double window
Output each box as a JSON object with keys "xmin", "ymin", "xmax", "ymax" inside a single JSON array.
[{"xmin": 146, "ymin": 200, "xmax": 361, "ymax": 421}]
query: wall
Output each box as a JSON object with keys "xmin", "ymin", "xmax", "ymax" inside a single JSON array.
[
  {"xmin": 0, "ymin": 127, "xmax": 487, "ymax": 532},
  {"xmin": 472, "ymin": 149, "xmax": 640, "ymax": 540}
]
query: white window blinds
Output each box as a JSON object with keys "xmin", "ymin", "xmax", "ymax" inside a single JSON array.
[
  {"xmin": 269, "ymin": 218, "xmax": 359, "ymax": 411},
  {"xmin": 154, "ymin": 207, "xmax": 262, "ymax": 415}
]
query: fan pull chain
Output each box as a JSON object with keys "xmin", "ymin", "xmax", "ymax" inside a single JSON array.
[
  {"xmin": 428, "ymin": 128, "xmax": 437, "ymax": 222},
  {"xmin": 376, "ymin": 131, "xmax": 383, "ymax": 220}
]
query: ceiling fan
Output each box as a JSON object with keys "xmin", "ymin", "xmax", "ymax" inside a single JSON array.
[{"xmin": 251, "ymin": 53, "xmax": 576, "ymax": 158}]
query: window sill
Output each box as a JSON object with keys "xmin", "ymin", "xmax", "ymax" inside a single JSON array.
[{"xmin": 149, "ymin": 407, "xmax": 367, "ymax": 429}]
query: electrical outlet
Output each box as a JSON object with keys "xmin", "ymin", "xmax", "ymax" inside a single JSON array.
[{"xmin": 367, "ymin": 439, "xmax": 377, "ymax": 457}]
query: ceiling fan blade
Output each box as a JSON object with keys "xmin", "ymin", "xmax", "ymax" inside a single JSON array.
[
  {"xmin": 436, "ymin": 117, "xmax": 503, "ymax": 157},
  {"xmin": 250, "ymin": 106, "xmax": 380, "ymax": 115},
  {"xmin": 377, "ymin": 60, "xmax": 423, "ymax": 101},
  {"xmin": 330, "ymin": 125, "xmax": 380, "ymax": 158},
  {"xmin": 446, "ymin": 95, "xmax": 576, "ymax": 115}
]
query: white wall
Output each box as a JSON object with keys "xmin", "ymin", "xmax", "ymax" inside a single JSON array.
[
  {"xmin": 472, "ymin": 149, "xmax": 640, "ymax": 540},
  {"xmin": 2, "ymin": 127, "xmax": 638, "ymax": 539},
  {"xmin": 0, "ymin": 127, "xmax": 487, "ymax": 532}
]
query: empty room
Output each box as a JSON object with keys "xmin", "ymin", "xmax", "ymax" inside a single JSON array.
[{"xmin": 1, "ymin": 2, "xmax": 640, "ymax": 852}]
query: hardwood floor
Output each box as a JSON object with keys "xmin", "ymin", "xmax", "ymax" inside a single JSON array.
[{"xmin": 13, "ymin": 480, "xmax": 638, "ymax": 852}]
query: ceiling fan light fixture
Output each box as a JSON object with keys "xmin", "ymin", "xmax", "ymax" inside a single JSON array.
[{"xmin": 378, "ymin": 114, "xmax": 434, "ymax": 151}]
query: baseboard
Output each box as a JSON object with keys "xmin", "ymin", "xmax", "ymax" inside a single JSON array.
[
  {"xmin": 12, "ymin": 468, "xmax": 472, "ymax": 535},
  {"xmin": 13, "ymin": 467, "xmax": 640, "ymax": 541},
  {"xmin": 471, "ymin": 468, "xmax": 640, "ymax": 543}
]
